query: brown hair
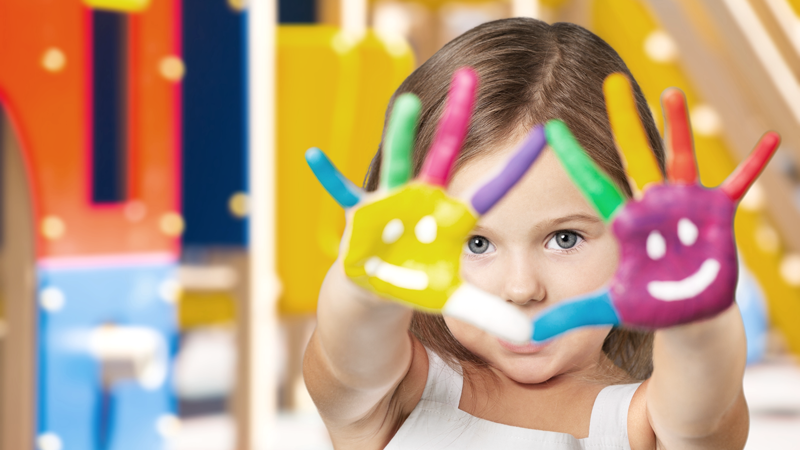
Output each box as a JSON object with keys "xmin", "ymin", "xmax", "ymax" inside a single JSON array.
[{"xmin": 365, "ymin": 18, "xmax": 661, "ymax": 382}]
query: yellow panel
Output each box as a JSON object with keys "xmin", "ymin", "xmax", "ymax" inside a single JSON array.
[
  {"xmin": 83, "ymin": 0, "xmax": 151, "ymax": 13},
  {"xmin": 179, "ymin": 291, "xmax": 236, "ymax": 329},
  {"xmin": 276, "ymin": 26, "xmax": 414, "ymax": 315},
  {"xmin": 786, "ymin": 0, "xmax": 800, "ymax": 17},
  {"xmin": 592, "ymin": 0, "xmax": 800, "ymax": 357}
]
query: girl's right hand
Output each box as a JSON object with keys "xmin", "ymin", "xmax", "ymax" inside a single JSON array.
[{"xmin": 305, "ymin": 68, "xmax": 546, "ymax": 344}]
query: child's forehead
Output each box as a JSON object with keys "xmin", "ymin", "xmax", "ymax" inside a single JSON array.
[
  {"xmin": 449, "ymin": 145, "xmax": 599, "ymax": 225},
  {"xmin": 449, "ymin": 145, "xmax": 564, "ymax": 195}
]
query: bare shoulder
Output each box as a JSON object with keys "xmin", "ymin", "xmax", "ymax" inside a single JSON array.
[
  {"xmin": 322, "ymin": 336, "xmax": 430, "ymax": 449},
  {"xmin": 627, "ymin": 380, "xmax": 750, "ymax": 450},
  {"xmin": 628, "ymin": 379, "xmax": 657, "ymax": 450}
]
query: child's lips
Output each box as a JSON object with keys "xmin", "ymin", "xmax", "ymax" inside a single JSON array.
[{"xmin": 497, "ymin": 338, "xmax": 551, "ymax": 354}]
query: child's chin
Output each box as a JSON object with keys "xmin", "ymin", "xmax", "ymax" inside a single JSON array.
[{"xmin": 495, "ymin": 355, "xmax": 560, "ymax": 384}]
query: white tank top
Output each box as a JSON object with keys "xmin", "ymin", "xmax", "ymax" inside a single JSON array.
[{"xmin": 386, "ymin": 348, "xmax": 640, "ymax": 449}]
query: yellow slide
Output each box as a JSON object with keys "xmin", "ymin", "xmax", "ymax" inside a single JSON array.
[{"xmin": 276, "ymin": 26, "xmax": 414, "ymax": 314}]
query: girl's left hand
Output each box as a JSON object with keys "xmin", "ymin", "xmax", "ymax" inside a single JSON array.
[{"xmin": 532, "ymin": 73, "xmax": 780, "ymax": 341}]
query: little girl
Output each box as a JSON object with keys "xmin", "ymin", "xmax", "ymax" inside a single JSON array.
[{"xmin": 303, "ymin": 18, "xmax": 752, "ymax": 449}]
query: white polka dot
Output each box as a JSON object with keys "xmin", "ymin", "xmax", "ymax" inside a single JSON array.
[
  {"xmin": 415, "ymin": 216, "xmax": 437, "ymax": 244},
  {"xmin": 156, "ymin": 414, "xmax": 181, "ymax": 438},
  {"xmin": 382, "ymin": 219, "xmax": 404, "ymax": 244},
  {"xmin": 647, "ymin": 230, "xmax": 666, "ymax": 260},
  {"xmin": 37, "ymin": 433, "xmax": 62, "ymax": 450},
  {"xmin": 40, "ymin": 288, "xmax": 65, "ymax": 312},
  {"xmin": 678, "ymin": 218, "xmax": 699, "ymax": 246},
  {"xmin": 158, "ymin": 279, "xmax": 182, "ymax": 304}
]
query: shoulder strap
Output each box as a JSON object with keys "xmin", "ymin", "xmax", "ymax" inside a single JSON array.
[
  {"xmin": 587, "ymin": 382, "xmax": 641, "ymax": 446},
  {"xmin": 421, "ymin": 348, "xmax": 463, "ymax": 408}
]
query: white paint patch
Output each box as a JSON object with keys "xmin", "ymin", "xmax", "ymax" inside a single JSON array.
[
  {"xmin": 365, "ymin": 256, "xmax": 428, "ymax": 290},
  {"xmin": 646, "ymin": 230, "xmax": 666, "ymax": 260},
  {"xmin": 647, "ymin": 259, "xmax": 721, "ymax": 301},
  {"xmin": 678, "ymin": 218, "xmax": 699, "ymax": 246},
  {"xmin": 381, "ymin": 218, "xmax": 404, "ymax": 244},
  {"xmin": 443, "ymin": 284, "xmax": 532, "ymax": 344},
  {"xmin": 415, "ymin": 215, "xmax": 437, "ymax": 244}
]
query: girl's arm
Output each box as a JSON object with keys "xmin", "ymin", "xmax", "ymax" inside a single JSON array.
[
  {"xmin": 303, "ymin": 260, "xmax": 424, "ymax": 436},
  {"xmin": 631, "ymin": 303, "xmax": 749, "ymax": 449}
]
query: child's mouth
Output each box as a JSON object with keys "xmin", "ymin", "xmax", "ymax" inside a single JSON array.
[{"xmin": 497, "ymin": 338, "xmax": 551, "ymax": 354}]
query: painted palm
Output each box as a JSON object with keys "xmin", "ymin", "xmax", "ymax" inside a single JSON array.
[
  {"xmin": 534, "ymin": 73, "xmax": 781, "ymax": 341},
  {"xmin": 306, "ymin": 68, "xmax": 547, "ymax": 343}
]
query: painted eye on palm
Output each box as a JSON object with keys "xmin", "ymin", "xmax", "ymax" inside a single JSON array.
[
  {"xmin": 533, "ymin": 73, "xmax": 780, "ymax": 341},
  {"xmin": 306, "ymin": 68, "xmax": 547, "ymax": 344}
]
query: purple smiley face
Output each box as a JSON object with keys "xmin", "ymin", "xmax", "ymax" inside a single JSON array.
[{"xmin": 610, "ymin": 184, "xmax": 738, "ymax": 328}]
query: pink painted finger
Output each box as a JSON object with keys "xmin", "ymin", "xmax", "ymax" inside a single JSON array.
[
  {"xmin": 418, "ymin": 68, "xmax": 478, "ymax": 187},
  {"xmin": 720, "ymin": 131, "xmax": 780, "ymax": 201}
]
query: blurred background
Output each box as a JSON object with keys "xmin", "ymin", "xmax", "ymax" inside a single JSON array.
[{"xmin": 0, "ymin": 0, "xmax": 799, "ymax": 449}]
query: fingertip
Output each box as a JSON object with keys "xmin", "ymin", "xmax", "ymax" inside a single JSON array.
[
  {"xmin": 763, "ymin": 131, "xmax": 781, "ymax": 147},
  {"xmin": 305, "ymin": 147, "xmax": 322, "ymax": 162},
  {"xmin": 453, "ymin": 66, "xmax": 478, "ymax": 89}
]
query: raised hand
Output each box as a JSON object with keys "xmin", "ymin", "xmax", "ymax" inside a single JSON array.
[
  {"xmin": 532, "ymin": 73, "xmax": 780, "ymax": 341},
  {"xmin": 306, "ymin": 68, "xmax": 547, "ymax": 343}
]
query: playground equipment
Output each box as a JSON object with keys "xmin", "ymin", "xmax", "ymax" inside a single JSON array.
[{"xmin": 0, "ymin": 1, "xmax": 181, "ymax": 449}]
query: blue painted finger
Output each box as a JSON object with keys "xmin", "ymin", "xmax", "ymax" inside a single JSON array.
[
  {"xmin": 305, "ymin": 148, "xmax": 362, "ymax": 208},
  {"xmin": 531, "ymin": 288, "xmax": 621, "ymax": 342}
]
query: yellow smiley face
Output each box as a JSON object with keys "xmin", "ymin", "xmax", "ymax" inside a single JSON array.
[{"xmin": 344, "ymin": 183, "xmax": 477, "ymax": 311}]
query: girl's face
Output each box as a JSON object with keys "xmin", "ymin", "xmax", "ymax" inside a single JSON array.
[{"xmin": 446, "ymin": 142, "xmax": 620, "ymax": 384}]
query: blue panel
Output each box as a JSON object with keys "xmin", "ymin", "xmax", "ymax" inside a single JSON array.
[
  {"xmin": 182, "ymin": 0, "xmax": 248, "ymax": 246},
  {"xmin": 37, "ymin": 263, "xmax": 177, "ymax": 450},
  {"xmin": 279, "ymin": 0, "xmax": 316, "ymax": 23},
  {"xmin": 92, "ymin": 10, "xmax": 128, "ymax": 204}
]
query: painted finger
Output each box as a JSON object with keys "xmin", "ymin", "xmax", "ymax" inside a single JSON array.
[
  {"xmin": 443, "ymin": 283, "xmax": 532, "ymax": 344},
  {"xmin": 545, "ymin": 120, "xmax": 626, "ymax": 222},
  {"xmin": 305, "ymin": 147, "xmax": 362, "ymax": 208},
  {"xmin": 381, "ymin": 94, "xmax": 421, "ymax": 191},
  {"xmin": 470, "ymin": 125, "xmax": 546, "ymax": 215},
  {"xmin": 662, "ymin": 88, "xmax": 698, "ymax": 184},
  {"xmin": 604, "ymin": 73, "xmax": 663, "ymax": 191},
  {"xmin": 418, "ymin": 68, "xmax": 478, "ymax": 187},
  {"xmin": 531, "ymin": 289, "xmax": 620, "ymax": 342},
  {"xmin": 720, "ymin": 131, "xmax": 780, "ymax": 202}
]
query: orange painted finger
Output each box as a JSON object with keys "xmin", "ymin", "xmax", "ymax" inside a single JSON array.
[{"xmin": 662, "ymin": 89, "xmax": 698, "ymax": 184}]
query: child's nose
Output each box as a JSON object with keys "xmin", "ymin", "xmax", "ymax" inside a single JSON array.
[{"xmin": 502, "ymin": 262, "xmax": 544, "ymax": 306}]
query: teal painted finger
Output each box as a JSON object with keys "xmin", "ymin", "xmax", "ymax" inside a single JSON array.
[
  {"xmin": 545, "ymin": 120, "xmax": 626, "ymax": 221},
  {"xmin": 381, "ymin": 94, "xmax": 421, "ymax": 190},
  {"xmin": 305, "ymin": 148, "xmax": 362, "ymax": 208},
  {"xmin": 532, "ymin": 288, "xmax": 620, "ymax": 342}
]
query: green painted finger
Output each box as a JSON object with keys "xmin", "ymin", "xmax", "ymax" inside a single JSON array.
[
  {"xmin": 381, "ymin": 94, "xmax": 421, "ymax": 190},
  {"xmin": 545, "ymin": 120, "xmax": 626, "ymax": 222}
]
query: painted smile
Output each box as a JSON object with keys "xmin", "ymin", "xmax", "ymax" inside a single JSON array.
[
  {"xmin": 365, "ymin": 256, "xmax": 429, "ymax": 290},
  {"xmin": 647, "ymin": 258, "xmax": 721, "ymax": 301}
]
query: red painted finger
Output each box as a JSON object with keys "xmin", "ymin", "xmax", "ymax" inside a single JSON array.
[{"xmin": 720, "ymin": 131, "xmax": 780, "ymax": 202}]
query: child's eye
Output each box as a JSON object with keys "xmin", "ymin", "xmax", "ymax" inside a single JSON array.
[
  {"xmin": 546, "ymin": 231, "xmax": 584, "ymax": 251},
  {"xmin": 465, "ymin": 236, "xmax": 496, "ymax": 255}
]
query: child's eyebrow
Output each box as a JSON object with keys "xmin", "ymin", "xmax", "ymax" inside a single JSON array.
[
  {"xmin": 535, "ymin": 213, "xmax": 603, "ymax": 231},
  {"xmin": 470, "ymin": 214, "xmax": 602, "ymax": 236}
]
